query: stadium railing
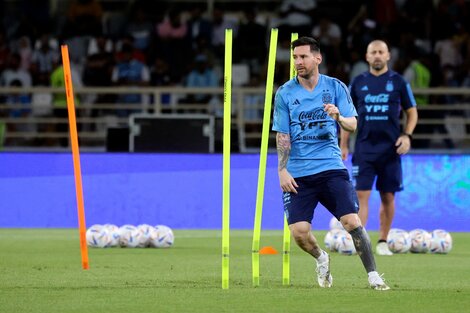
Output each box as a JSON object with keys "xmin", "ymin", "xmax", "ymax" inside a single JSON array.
[{"xmin": 0, "ymin": 86, "xmax": 469, "ymax": 153}]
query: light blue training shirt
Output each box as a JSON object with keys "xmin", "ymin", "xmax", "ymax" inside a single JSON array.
[{"xmin": 272, "ymin": 74, "xmax": 357, "ymax": 178}]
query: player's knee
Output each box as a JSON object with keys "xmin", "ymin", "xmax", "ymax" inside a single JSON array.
[
  {"xmin": 340, "ymin": 213, "xmax": 362, "ymax": 231},
  {"xmin": 290, "ymin": 227, "xmax": 309, "ymax": 245}
]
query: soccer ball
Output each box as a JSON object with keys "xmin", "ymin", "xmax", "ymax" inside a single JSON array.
[
  {"xmin": 387, "ymin": 228, "xmax": 411, "ymax": 253},
  {"xmin": 149, "ymin": 225, "xmax": 175, "ymax": 248},
  {"xmin": 334, "ymin": 230, "xmax": 356, "ymax": 255},
  {"xmin": 137, "ymin": 224, "xmax": 155, "ymax": 248},
  {"xmin": 429, "ymin": 229, "xmax": 452, "ymax": 254},
  {"xmin": 324, "ymin": 228, "xmax": 343, "ymax": 252},
  {"xmin": 118, "ymin": 224, "xmax": 140, "ymax": 248},
  {"xmin": 329, "ymin": 217, "xmax": 344, "ymax": 230},
  {"xmin": 86, "ymin": 224, "xmax": 110, "ymax": 248},
  {"xmin": 103, "ymin": 224, "xmax": 120, "ymax": 247},
  {"xmin": 409, "ymin": 229, "xmax": 432, "ymax": 253}
]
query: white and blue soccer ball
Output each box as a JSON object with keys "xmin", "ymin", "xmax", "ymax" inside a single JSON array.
[
  {"xmin": 86, "ymin": 224, "xmax": 110, "ymax": 248},
  {"xmin": 118, "ymin": 224, "xmax": 140, "ymax": 248},
  {"xmin": 429, "ymin": 229, "xmax": 452, "ymax": 254},
  {"xmin": 409, "ymin": 229, "xmax": 432, "ymax": 253},
  {"xmin": 334, "ymin": 230, "xmax": 356, "ymax": 255},
  {"xmin": 324, "ymin": 228, "xmax": 344, "ymax": 252},
  {"xmin": 103, "ymin": 224, "xmax": 120, "ymax": 247},
  {"xmin": 387, "ymin": 228, "xmax": 411, "ymax": 253},
  {"xmin": 329, "ymin": 217, "xmax": 344, "ymax": 230},
  {"xmin": 149, "ymin": 225, "xmax": 175, "ymax": 248},
  {"xmin": 137, "ymin": 224, "xmax": 155, "ymax": 248}
]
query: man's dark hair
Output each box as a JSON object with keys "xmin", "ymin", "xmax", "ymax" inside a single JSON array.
[{"xmin": 292, "ymin": 37, "xmax": 321, "ymax": 53}]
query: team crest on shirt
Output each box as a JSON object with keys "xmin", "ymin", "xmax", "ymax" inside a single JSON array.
[
  {"xmin": 386, "ymin": 80, "xmax": 394, "ymax": 92},
  {"xmin": 322, "ymin": 90, "xmax": 332, "ymax": 104}
]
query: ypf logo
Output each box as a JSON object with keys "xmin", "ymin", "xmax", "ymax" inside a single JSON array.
[{"xmin": 365, "ymin": 104, "xmax": 389, "ymax": 113}]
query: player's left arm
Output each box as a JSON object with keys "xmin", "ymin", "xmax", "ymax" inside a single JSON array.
[
  {"xmin": 396, "ymin": 80, "xmax": 419, "ymax": 155},
  {"xmin": 324, "ymin": 104, "xmax": 357, "ymax": 132}
]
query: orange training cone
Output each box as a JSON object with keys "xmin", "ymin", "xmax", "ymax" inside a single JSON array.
[{"xmin": 259, "ymin": 246, "xmax": 279, "ymax": 255}]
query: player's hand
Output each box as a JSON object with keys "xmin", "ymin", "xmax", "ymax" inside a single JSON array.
[
  {"xmin": 395, "ymin": 135, "xmax": 411, "ymax": 155},
  {"xmin": 279, "ymin": 169, "xmax": 298, "ymax": 194},
  {"xmin": 341, "ymin": 146, "xmax": 349, "ymax": 161},
  {"xmin": 323, "ymin": 104, "xmax": 340, "ymax": 121}
]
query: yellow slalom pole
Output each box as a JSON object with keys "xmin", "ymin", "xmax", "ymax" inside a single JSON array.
[
  {"xmin": 252, "ymin": 28, "xmax": 278, "ymax": 287},
  {"xmin": 222, "ymin": 29, "xmax": 232, "ymax": 290},
  {"xmin": 61, "ymin": 45, "xmax": 89, "ymax": 270},
  {"xmin": 282, "ymin": 32, "xmax": 298, "ymax": 286}
]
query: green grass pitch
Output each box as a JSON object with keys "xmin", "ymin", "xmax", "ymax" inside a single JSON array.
[{"xmin": 1, "ymin": 229, "xmax": 469, "ymax": 313}]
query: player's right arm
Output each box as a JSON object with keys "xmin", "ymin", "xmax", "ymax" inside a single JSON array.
[{"xmin": 276, "ymin": 132, "xmax": 298, "ymax": 194}]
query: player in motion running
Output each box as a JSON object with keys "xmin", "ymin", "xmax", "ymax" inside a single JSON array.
[
  {"xmin": 340, "ymin": 40, "xmax": 418, "ymax": 256},
  {"xmin": 272, "ymin": 36, "xmax": 389, "ymax": 290}
]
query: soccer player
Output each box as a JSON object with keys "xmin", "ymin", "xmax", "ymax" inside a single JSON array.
[
  {"xmin": 272, "ymin": 36, "xmax": 389, "ymax": 290},
  {"xmin": 340, "ymin": 40, "xmax": 418, "ymax": 255}
]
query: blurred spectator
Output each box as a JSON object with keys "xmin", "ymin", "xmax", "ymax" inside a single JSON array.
[
  {"xmin": 150, "ymin": 56, "xmax": 173, "ymax": 110},
  {"xmin": 156, "ymin": 9, "xmax": 187, "ymax": 40},
  {"xmin": 434, "ymin": 36, "xmax": 463, "ymax": 71},
  {"xmin": 111, "ymin": 43, "xmax": 150, "ymax": 117},
  {"xmin": 30, "ymin": 34, "xmax": 59, "ymax": 85},
  {"xmin": 349, "ymin": 49, "xmax": 368, "ymax": 84},
  {"xmin": 186, "ymin": 4, "xmax": 213, "ymax": 50},
  {"xmin": 156, "ymin": 9, "xmax": 189, "ymax": 83},
  {"xmin": 50, "ymin": 59, "xmax": 83, "ymax": 147},
  {"xmin": 1, "ymin": 52, "xmax": 33, "ymax": 143},
  {"xmin": 403, "ymin": 49, "xmax": 433, "ymax": 148},
  {"xmin": 278, "ymin": 0, "xmax": 317, "ymax": 37},
  {"xmin": 312, "ymin": 16, "xmax": 341, "ymax": 48},
  {"xmin": 10, "ymin": 36, "xmax": 33, "ymax": 71},
  {"xmin": 346, "ymin": 4, "xmax": 377, "ymax": 54},
  {"xmin": 87, "ymin": 34, "xmax": 114, "ymax": 56},
  {"xmin": 312, "ymin": 16, "xmax": 342, "ymax": 65},
  {"xmin": 63, "ymin": 0, "xmax": 103, "ymax": 38},
  {"xmin": 0, "ymin": 53, "xmax": 32, "ymax": 88},
  {"xmin": 150, "ymin": 57, "xmax": 171, "ymax": 85},
  {"xmin": 275, "ymin": 36, "xmax": 293, "ymax": 85},
  {"xmin": 126, "ymin": 5, "xmax": 154, "ymax": 52},
  {"xmin": 3, "ymin": 79, "xmax": 32, "ymax": 145},
  {"xmin": 235, "ymin": 8, "xmax": 267, "ymax": 75},
  {"xmin": 243, "ymin": 74, "xmax": 264, "ymax": 122},
  {"xmin": 211, "ymin": 7, "xmax": 238, "ymax": 62},
  {"xmin": 182, "ymin": 54, "xmax": 219, "ymax": 107},
  {"xmin": 115, "ymin": 34, "xmax": 146, "ymax": 64},
  {"xmin": 83, "ymin": 39, "xmax": 114, "ymax": 89},
  {"xmin": 192, "ymin": 34, "xmax": 216, "ymax": 71},
  {"xmin": 83, "ymin": 35, "xmax": 115, "ymax": 120}
]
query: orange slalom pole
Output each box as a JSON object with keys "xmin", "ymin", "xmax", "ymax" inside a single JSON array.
[{"xmin": 61, "ymin": 45, "xmax": 89, "ymax": 270}]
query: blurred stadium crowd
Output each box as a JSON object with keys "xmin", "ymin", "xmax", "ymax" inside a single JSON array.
[{"xmin": 0, "ymin": 0, "xmax": 469, "ymax": 149}]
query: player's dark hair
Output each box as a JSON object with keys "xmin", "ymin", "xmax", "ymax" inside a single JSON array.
[{"xmin": 292, "ymin": 37, "xmax": 321, "ymax": 53}]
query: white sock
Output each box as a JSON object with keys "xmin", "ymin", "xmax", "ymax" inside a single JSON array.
[
  {"xmin": 316, "ymin": 250, "xmax": 328, "ymax": 263},
  {"xmin": 368, "ymin": 271, "xmax": 379, "ymax": 279}
]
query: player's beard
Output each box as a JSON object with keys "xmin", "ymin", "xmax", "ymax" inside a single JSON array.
[
  {"xmin": 372, "ymin": 61, "xmax": 385, "ymax": 71},
  {"xmin": 297, "ymin": 67, "xmax": 314, "ymax": 79}
]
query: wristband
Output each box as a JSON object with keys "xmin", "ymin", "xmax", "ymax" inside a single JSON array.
[{"xmin": 401, "ymin": 132, "xmax": 413, "ymax": 141}]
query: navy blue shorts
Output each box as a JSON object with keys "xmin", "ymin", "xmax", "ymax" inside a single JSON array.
[
  {"xmin": 282, "ymin": 169, "xmax": 359, "ymax": 225},
  {"xmin": 352, "ymin": 153, "xmax": 403, "ymax": 192}
]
